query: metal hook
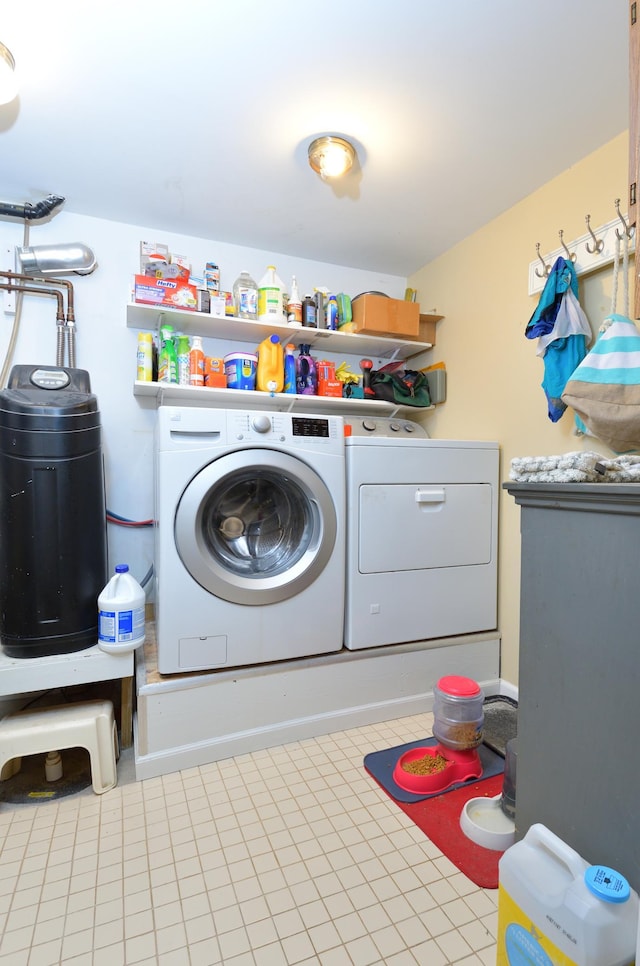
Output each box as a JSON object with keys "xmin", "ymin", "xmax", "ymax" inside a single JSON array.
[
  {"xmin": 584, "ymin": 214, "xmax": 604, "ymax": 254},
  {"xmin": 615, "ymin": 198, "xmax": 633, "ymax": 240},
  {"xmin": 558, "ymin": 230, "xmax": 576, "ymax": 262},
  {"xmin": 534, "ymin": 242, "xmax": 550, "ymax": 279}
]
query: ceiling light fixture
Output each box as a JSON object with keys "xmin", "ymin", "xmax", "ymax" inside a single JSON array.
[
  {"xmin": 308, "ymin": 135, "xmax": 356, "ymax": 180},
  {"xmin": 0, "ymin": 42, "xmax": 17, "ymax": 106}
]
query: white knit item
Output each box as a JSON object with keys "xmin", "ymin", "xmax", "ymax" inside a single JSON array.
[{"xmin": 510, "ymin": 451, "xmax": 640, "ymax": 483}]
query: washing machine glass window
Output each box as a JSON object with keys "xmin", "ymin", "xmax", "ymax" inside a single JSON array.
[
  {"xmin": 201, "ymin": 468, "xmax": 312, "ymax": 576},
  {"xmin": 174, "ymin": 448, "xmax": 337, "ymax": 606}
]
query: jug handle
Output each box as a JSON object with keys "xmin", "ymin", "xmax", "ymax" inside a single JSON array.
[{"xmin": 526, "ymin": 824, "xmax": 585, "ymax": 878}]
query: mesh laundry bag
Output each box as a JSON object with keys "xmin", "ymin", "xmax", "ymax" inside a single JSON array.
[{"xmin": 562, "ymin": 228, "xmax": 640, "ymax": 452}]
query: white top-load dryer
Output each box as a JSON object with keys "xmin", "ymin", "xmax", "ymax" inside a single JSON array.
[{"xmin": 344, "ymin": 417, "xmax": 499, "ymax": 650}]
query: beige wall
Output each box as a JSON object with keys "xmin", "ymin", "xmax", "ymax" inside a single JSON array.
[{"xmin": 409, "ymin": 133, "xmax": 631, "ymax": 686}]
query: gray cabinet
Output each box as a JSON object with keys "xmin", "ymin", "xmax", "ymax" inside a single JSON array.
[{"xmin": 505, "ymin": 482, "xmax": 640, "ymax": 892}]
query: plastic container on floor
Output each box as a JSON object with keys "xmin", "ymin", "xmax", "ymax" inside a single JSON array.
[
  {"xmin": 98, "ymin": 564, "xmax": 145, "ymax": 654},
  {"xmin": 497, "ymin": 823, "xmax": 639, "ymax": 966}
]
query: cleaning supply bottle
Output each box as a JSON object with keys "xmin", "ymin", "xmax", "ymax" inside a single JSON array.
[
  {"xmin": 98, "ymin": 564, "xmax": 146, "ymax": 654},
  {"xmin": 158, "ymin": 332, "xmax": 178, "ymax": 383},
  {"xmin": 136, "ymin": 332, "xmax": 154, "ymax": 382},
  {"xmin": 287, "ymin": 276, "xmax": 302, "ymax": 325},
  {"xmin": 189, "ymin": 335, "xmax": 205, "ymax": 386},
  {"xmin": 326, "ymin": 294, "xmax": 338, "ymax": 331},
  {"xmin": 256, "ymin": 334, "xmax": 284, "ymax": 392},
  {"xmin": 177, "ymin": 334, "xmax": 191, "ymax": 385},
  {"xmin": 258, "ymin": 265, "xmax": 285, "ymax": 322},
  {"xmin": 301, "ymin": 294, "xmax": 316, "ymax": 327},
  {"xmin": 296, "ymin": 344, "xmax": 318, "ymax": 395},
  {"xmin": 283, "ymin": 343, "xmax": 296, "ymax": 394},
  {"xmin": 232, "ymin": 270, "xmax": 258, "ymax": 319}
]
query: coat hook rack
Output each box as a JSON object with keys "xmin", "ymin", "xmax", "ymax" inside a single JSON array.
[
  {"xmin": 584, "ymin": 214, "xmax": 604, "ymax": 254},
  {"xmin": 534, "ymin": 242, "xmax": 550, "ymax": 278},
  {"xmin": 615, "ymin": 198, "xmax": 633, "ymax": 239},
  {"xmin": 558, "ymin": 229, "xmax": 576, "ymax": 262}
]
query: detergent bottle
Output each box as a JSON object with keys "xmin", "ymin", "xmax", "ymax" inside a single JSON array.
[
  {"xmin": 158, "ymin": 332, "xmax": 178, "ymax": 383},
  {"xmin": 256, "ymin": 334, "xmax": 284, "ymax": 392},
  {"xmin": 258, "ymin": 265, "xmax": 285, "ymax": 322},
  {"xmin": 296, "ymin": 344, "xmax": 317, "ymax": 395},
  {"xmin": 177, "ymin": 334, "xmax": 191, "ymax": 385},
  {"xmin": 283, "ymin": 343, "xmax": 296, "ymax": 394}
]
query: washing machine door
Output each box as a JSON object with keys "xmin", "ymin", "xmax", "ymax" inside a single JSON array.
[{"xmin": 174, "ymin": 448, "xmax": 338, "ymax": 605}]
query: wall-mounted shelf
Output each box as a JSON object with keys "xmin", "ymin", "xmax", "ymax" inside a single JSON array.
[
  {"xmin": 126, "ymin": 302, "xmax": 437, "ymax": 361},
  {"xmin": 132, "ymin": 380, "xmax": 433, "ymax": 417}
]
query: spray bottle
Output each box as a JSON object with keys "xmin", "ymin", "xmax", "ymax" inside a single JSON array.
[{"xmin": 287, "ymin": 276, "xmax": 302, "ymax": 325}]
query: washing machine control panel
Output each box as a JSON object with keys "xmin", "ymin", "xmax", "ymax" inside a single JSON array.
[{"xmin": 229, "ymin": 410, "xmax": 338, "ymax": 444}]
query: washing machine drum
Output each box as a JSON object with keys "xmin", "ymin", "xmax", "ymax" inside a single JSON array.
[{"xmin": 174, "ymin": 449, "xmax": 337, "ymax": 605}]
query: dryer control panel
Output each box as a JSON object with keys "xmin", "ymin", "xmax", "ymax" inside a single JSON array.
[{"xmin": 344, "ymin": 416, "xmax": 429, "ymax": 438}]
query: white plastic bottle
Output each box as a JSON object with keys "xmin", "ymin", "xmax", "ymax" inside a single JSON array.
[
  {"xmin": 287, "ymin": 275, "xmax": 302, "ymax": 325},
  {"xmin": 98, "ymin": 564, "xmax": 146, "ymax": 653},
  {"xmin": 258, "ymin": 265, "xmax": 285, "ymax": 322},
  {"xmin": 232, "ymin": 270, "xmax": 258, "ymax": 320}
]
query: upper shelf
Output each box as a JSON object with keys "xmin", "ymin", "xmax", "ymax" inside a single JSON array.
[{"xmin": 126, "ymin": 302, "xmax": 438, "ymax": 360}]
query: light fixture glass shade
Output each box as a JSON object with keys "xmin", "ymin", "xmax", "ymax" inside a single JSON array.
[
  {"xmin": 0, "ymin": 43, "xmax": 17, "ymax": 106},
  {"xmin": 308, "ymin": 136, "xmax": 355, "ymax": 180}
]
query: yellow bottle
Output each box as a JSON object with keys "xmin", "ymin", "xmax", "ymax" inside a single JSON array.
[{"xmin": 256, "ymin": 334, "xmax": 284, "ymax": 393}]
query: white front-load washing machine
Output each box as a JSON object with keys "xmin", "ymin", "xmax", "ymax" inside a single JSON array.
[
  {"xmin": 154, "ymin": 406, "xmax": 345, "ymax": 673},
  {"xmin": 344, "ymin": 416, "xmax": 499, "ymax": 650}
]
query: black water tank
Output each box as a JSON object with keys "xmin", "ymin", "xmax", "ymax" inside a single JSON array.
[{"xmin": 0, "ymin": 365, "xmax": 107, "ymax": 657}]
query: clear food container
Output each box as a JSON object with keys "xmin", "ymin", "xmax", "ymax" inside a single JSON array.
[{"xmin": 433, "ymin": 675, "xmax": 484, "ymax": 750}]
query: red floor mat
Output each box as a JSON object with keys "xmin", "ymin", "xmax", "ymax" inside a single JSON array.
[{"xmin": 370, "ymin": 769, "xmax": 505, "ymax": 889}]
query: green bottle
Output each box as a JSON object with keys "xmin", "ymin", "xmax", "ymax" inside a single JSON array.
[
  {"xmin": 158, "ymin": 335, "xmax": 178, "ymax": 383},
  {"xmin": 176, "ymin": 334, "xmax": 191, "ymax": 385}
]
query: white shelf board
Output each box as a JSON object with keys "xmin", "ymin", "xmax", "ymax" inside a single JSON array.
[
  {"xmin": 132, "ymin": 380, "xmax": 433, "ymax": 417},
  {"xmin": 126, "ymin": 302, "xmax": 433, "ymax": 361},
  {"xmin": 0, "ymin": 644, "xmax": 134, "ymax": 697}
]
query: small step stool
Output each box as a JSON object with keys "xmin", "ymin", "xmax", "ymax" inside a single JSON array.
[{"xmin": 0, "ymin": 699, "xmax": 119, "ymax": 795}]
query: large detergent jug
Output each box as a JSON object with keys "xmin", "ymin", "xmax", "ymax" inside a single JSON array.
[{"xmin": 256, "ymin": 334, "xmax": 284, "ymax": 392}]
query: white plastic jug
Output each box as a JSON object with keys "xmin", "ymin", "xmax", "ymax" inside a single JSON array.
[
  {"xmin": 257, "ymin": 265, "xmax": 285, "ymax": 322},
  {"xmin": 497, "ymin": 823, "xmax": 638, "ymax": 966},
  {"xmin": 98, "ymin": 564, "xmax": 146, "ymax": 653}
]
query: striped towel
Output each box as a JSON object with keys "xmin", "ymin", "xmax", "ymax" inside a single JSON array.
[{"xmin": 561, "ymin": 314, "xmax": 640, "ymax": 453}]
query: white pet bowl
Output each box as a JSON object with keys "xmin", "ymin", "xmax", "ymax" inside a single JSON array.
[{"xmin": 460, "ymin": 794, "xmax": 516, "ymax": 851}]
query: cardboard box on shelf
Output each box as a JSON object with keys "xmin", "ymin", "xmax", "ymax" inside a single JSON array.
[{"xmin": 352, "ymin": 294, "xmax": 420, "ymax": 338}]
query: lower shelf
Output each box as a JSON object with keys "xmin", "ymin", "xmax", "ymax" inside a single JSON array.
[{"xmin": 133, "ymin": 380, "xmax": 435, "ymax": 416}]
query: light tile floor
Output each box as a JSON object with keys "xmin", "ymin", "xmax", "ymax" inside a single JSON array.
[{"xmin": 0, "ymin": 711, "xmax": 497, "ymax": 965}]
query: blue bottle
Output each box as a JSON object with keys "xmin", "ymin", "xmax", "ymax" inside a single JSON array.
[
  {"xmin": 296, "ymin": 344, "xmax": 317, "ymax": 395},
  {"xmin": 284, "ymin": 343, "xmax": 296, "ymax": 394}
]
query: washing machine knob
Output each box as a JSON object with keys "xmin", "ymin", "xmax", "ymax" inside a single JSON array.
[
  {"xmin": 251, "ymin": 414, "xmax": 272, "ymax": 434},
  {"xmin": 403, "ymin": 423, "xmax": 417, "ymax": 432},
  {"xmin": 362, "ymin": 420, "xmax": 377, "ymax": 432},
  {"xmin": 389, "ymin": 422, "xmax": 401, "ymax": 432}
]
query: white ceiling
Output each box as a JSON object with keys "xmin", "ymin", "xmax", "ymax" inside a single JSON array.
[{"xmin": 0, "ymin": 1, "xmax": 630, "ymax": 277}]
